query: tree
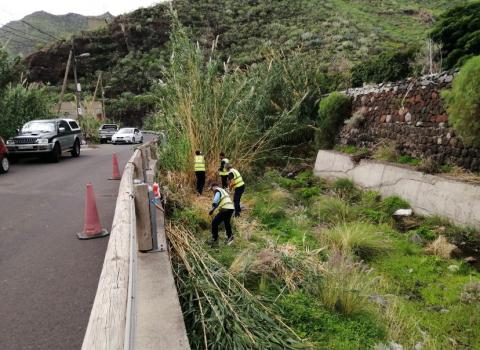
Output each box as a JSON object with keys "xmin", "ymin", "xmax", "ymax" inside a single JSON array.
[
  {"xmin": 431, "ymin": 2, "xmax": 480, "ymax": 69},
  {"xmin": 442, "ymin": 55, "xmax": 480, "ymax": 147},
  {"xmin": 351, "ymin": 49, "xmax": 416, "ymax": 87}
]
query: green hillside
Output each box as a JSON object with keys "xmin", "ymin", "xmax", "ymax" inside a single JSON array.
[
  {"xmin": 25, "ymin": 0, "xmax": 469, "ymax": 92},
  {"xmin": 0, "ymin": 11, "xmax": 113, "ymax": 56}
]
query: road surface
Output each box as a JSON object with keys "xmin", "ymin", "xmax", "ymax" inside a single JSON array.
[{"xmin": 0, "ymin": 141, "xmax": 147, "ymax": 349}]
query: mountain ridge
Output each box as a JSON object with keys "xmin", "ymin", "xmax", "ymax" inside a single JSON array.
[{"xmin": 0, "ymin": 11, "xmax": 114, "ymax": 56}]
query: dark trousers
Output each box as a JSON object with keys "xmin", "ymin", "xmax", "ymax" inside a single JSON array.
[
  {"xmin": 233, "ymin": 185, "xmax": 245, "ymax": 217},
  {"xmin": 195, "ymin": 171, "xmax": 205, "ymax": 194},
  {"xmin": 211, "ymin": 209, "xmax": 234, "ymax": 240},
  {"xmin": 220, "ymin": 175, "xmax": 228, "ymax": 189}
]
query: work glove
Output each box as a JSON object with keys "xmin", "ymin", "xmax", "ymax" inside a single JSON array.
[{"xmin": 208, "ymin": 209, "xmax": 215, "ymax": 216}]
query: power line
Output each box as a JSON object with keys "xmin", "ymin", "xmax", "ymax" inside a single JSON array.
[
  {"xmin": 0, "ymin": 36, "xmax": 34, "ymax": 47},
  {"xmin": 0, "ymin": 23, "xmax": 50, "ymax": 42},
  {"xmin": 20, "ymin": 20, "xmax": 60, "ymax": 41},
  {"xmin": 0, "ymin": 26, "xmax": 47, "ymax": 43}
]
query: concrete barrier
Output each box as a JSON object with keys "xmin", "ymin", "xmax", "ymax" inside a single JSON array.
[
  {"xmin": 81, "ymin": 140, "xmax": 190, "ymax": 350},
  {"xmin": 314, "ymin": 150, "xmax": 480, "ymax": 228}
]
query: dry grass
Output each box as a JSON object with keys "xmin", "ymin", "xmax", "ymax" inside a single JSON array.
[
  {"xmin": 424, "ymin": 235, "xmax": 460, "ymax": 259},
  {"xmin": 229, "ymin": 242, "xmax": 326, "ymax": 292},
  {"xmin": 166, "ymin": 223, "xmax": 305, "ymax": 349},
  {"xmin": 443, "ymin": 165, "xmax": 480, "ymax": 184},
  {"xmin": 373, "ymin": 141, "xmax": 398, "ymax": 162},
  {"xmin": 320, "ymin": 250, "xmax": 380, "ymax": 315}
]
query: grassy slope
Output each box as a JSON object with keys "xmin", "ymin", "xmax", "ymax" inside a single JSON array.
[
  {"xmin": 25, "ymin": 0, "xmax": 469, "ymax": 88},
  {"xmin": 169, "ymin": 170, "xmax": 480, "ymax": 349}
]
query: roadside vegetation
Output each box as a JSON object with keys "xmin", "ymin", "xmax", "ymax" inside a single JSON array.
[
  {"xmin": 0, "ymin": 49, "xmax": 52, "ymax": 139},
  {"xmin": 162, "ymin": 170, "xmax": 480, "ymax": 349}
]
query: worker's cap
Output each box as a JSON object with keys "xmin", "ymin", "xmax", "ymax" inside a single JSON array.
[{"xmin": 225, "ymin": 163, "xmax": 233, "ymax": 170}]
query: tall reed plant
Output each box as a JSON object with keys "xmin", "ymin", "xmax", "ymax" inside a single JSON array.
[{"xmin": 148, "ymin": 9, "xmax": 314, "ymax": 179}]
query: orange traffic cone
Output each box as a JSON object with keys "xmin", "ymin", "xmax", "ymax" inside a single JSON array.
[
  {"xmin": 77, "ymin": 183, "xmax": 110, "ymax": 240},
  {"xmin": 109, "ymin": 153, "xmax": 121, "ymax": 180}
]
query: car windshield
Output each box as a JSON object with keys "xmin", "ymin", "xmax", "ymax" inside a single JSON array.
[
  {"xmin": 102, "ymin": 125, "xmax": 118, "ymax": 130},
  {"xmin": 118, "ymin": 128, "xmax": 134, "ymax": 134},
  {"xmin": 22, "ymin": 121, "xmax": 55, "ymax": 133}
]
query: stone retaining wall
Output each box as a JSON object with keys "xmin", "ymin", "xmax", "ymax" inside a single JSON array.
[
  {"xmin": 314, "ymin": 150, "xmax": 480, "ymax": 229},
  {"xmin": 339, "ymin": 71, "xmax": 480, "ymax": 171}
]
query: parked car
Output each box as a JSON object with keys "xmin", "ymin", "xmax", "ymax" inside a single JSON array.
[
  {"xmin": 99, "ymin": 123, "xmax": 119, "ymax": 143},
  {"xmin": 6, "ymin": 118, "xmax": 82, "ymax": 163},
  {"xmin": 0, "ymin": 136, "xmax": 9, "ymax": 173},
  {"xmin": 111, "ymin": 128, "xmax": 143, "ymax": 144}
]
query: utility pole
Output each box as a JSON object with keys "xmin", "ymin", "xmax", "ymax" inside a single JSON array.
[
  {"xmin": 57, "ymin": 50, "xmax": 73, "ymax": 114},
  {"xmin": 72, "ymin": 37, "xmax": 82, "ymax": 119},
  {"xmin": 100, "ymin": 75, "xmax": 106, "ymax": 120}
]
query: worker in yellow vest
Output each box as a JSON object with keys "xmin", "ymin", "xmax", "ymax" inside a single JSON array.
[
  {"xmin": 208, "ymin": 183, "xmax": 235, "ymax": 246},
  {"xmin": 218, "ymin": 152, "xmax": 229, "ymax": 189},
  {"xmin": 194, "ymin": 150, "xmax": 206, "ymax": 195},
  {"xmin": 226, "ymin": 163, "xmax": 245, "ymax": 217}
]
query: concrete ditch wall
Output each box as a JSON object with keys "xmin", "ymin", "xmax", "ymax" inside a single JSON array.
[{"xmin": 314, "ymin": 150, "xmax": 480, "ymax": 229}]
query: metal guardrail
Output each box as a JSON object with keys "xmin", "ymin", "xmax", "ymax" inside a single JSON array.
[{"xmin": 81, "ymin": 139, "xmax": 187, "ymax": 350}]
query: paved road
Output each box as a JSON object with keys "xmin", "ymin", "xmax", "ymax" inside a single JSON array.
[{"xmin": 0, "ymin": 141, "xmax": 145, "ymax": 350}]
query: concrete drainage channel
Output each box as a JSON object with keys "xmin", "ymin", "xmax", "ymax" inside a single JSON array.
[{"xmin": 81, "ymin": 138, "xmax": 190, "ymax": 350}]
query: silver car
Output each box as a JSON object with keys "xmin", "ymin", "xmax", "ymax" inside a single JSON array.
[{"xmin": 6, "ymin": 118, "xmax": 82, "ymax": 163}]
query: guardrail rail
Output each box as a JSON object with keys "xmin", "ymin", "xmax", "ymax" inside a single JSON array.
[{"xmin": 81, "ymin": 139, "xmax": 189, "ymax": 350}]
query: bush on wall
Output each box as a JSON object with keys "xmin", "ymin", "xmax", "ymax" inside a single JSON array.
[
  {"xmin": 442, "ymin": 55, "xmax": 480, "ymax": 147},
  {"xmin": 351, "ymin": 49, "xmax": 416, "ymax": 87},
  {"xmin": 315, "ymin": 92, "xmax": 352, "ymax": 149}
]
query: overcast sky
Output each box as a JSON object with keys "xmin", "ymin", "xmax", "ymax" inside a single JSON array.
[{"xmin": 0, "ymin": 0, "xmax": 161, "ymax": 24}]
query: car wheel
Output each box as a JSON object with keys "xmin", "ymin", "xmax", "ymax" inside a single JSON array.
[
  {"xmin": 71, "ymin": 139, "xmax": 80, "ymax": 158},
  {"xmin": 50, "ymin": 143, "xmax": 61, "ymax": 163},
  {"xmin": 100, "ymin": 139, "xmax": 105, "ymax": 144},
  {"xmin": 0, "ymin": 156, "xmax": 9, "ymax": 173},
  {"xmin": 132, "ymin": 137, "xmax": 136, "ymax": 144},
  {"xmin": 139, "ymin": 137, "xmax": 143, "ymax": 144}
]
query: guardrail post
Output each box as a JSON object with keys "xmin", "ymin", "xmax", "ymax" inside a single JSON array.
[{"xmin": 134, "ymin": 183, "xmax": 153, "ymax": 252}]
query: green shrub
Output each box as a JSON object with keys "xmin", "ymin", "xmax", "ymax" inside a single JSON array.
[
  {"xmin": 0, "ymin": 84, "xmax": 53, "ymax": 140},
  {"xmin": 315, "ymin": 92, "xmax": 352, "ymax": 149},
  {"xmin": 397, "ymin": 155, "xmax": 421, "ymax": 166},
  {"xmin": 321, "ymin": 222, "xmax": 392, "ymax": 259},
  {"xmin": 310, "ymin": 196, "xmax": 357, "ymax": 225},
  {"xmin": 351, "ymin": 49, "xmax": 416, "ymax": 87},
  {"xmin": 431, "ymin": 2, "xmax": 480, "ymax": 69},
  {"xmin": 331, "ymin": 178, "xmax": 361, "ymax": 202},
  {"xmin": 442, "ymin": 55, "xmax": 480, "ymax": 147},
  {"xmin": 78, "ymin": 116, "xmax": 101, "ymax": 143},
  {"xmin": 279, "ymin": 292, "xmax": 386, "ymax": 347}
]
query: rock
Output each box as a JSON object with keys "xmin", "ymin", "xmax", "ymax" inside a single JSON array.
[
  {"xmin": 386, "ymin": 115, "xmax": 393, "ymax": 123},
  {"xmin": 389, "ymin": 341, "xmax": 404, "ymax": 350},
  {"xmin": 416, "ymin": 121, "xmax": 423, "ymax": 127},
  {"xmin": 415, "ymin": 343, "xmax": 423, "ymax": 350},
  {"xmin": 369, "ymin": 294, "xmax": 388, "ymax": 307},
  {"xmin": 393, "ymin": 208, "xmax": 413, "ymax": 217},
  {"xmin": 410, "ymin": 233, "xmax": 424, "ymax": 245},
  {"xmin": 405, "ymin": 112, "xmax": 412, "ymax": 123},
  {"xmin": 464, "ymin": 256, "xmax": 478, "ymax": 264}
]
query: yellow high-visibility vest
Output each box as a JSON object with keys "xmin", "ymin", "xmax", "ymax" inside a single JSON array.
[
  {"xmin": 194, "ymin": 155, "xmax": 206, "ymax": 172},
  {"xmin": 218, "ymin": 158, "xmax": 229, "ymax": 176},
  {"xmin": 229, "ymin": 168, "xmax": 244, "ymax": 188},
  {"xmin": 216, "ymin": 188, "xmax": 234, "ymax": 211}
]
